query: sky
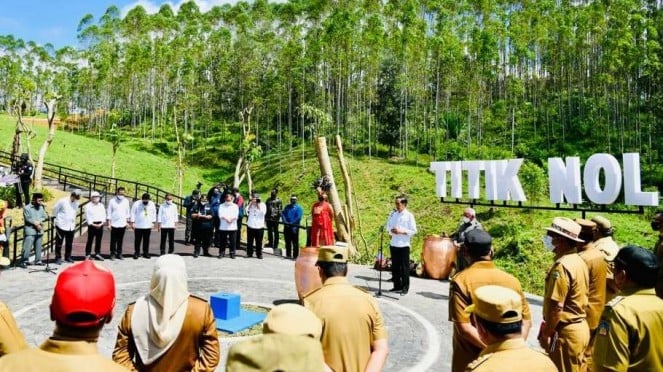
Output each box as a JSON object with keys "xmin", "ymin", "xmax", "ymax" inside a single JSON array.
[{"xmin": 0, "ymin": 0, "xmax": 250, "ymax": 49}]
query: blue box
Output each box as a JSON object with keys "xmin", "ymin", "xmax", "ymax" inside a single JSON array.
[{"xmin": 210, "ymin": 292, "xmax": 240, "ymax": 320}]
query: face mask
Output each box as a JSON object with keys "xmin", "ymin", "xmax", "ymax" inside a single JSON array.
[
  {"xmin": 142, "ymin": 200, "xmax": 149, "ymax": 205},
  {"xmin": 461, "ymin": 216, "xmax": 471, "ymax": 224},
  {"xmin": 542, "ymin": 235, "xmax": 555, "ymax": 251},
  {"xmin": 117, "ymin": 195, "xmax": 124, "ymax": 201},
  {"xmin": 166, "ymin": 200, "xmax": 172, "ymax": 205},
  {"xmin": 651, "ymin": 221, "xmax": 660, "ymax": 231}
]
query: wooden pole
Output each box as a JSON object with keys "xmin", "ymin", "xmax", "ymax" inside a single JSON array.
[
  {"xmin": 314, "ymin": 137, "xmax": 354, "ymax": 254},
  {"xmin": 335, "ymin": 135, "xmax": 355, "ymax": 230}
]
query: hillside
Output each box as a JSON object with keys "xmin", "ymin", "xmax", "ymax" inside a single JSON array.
[{"xmin": 0, "ymin": 114, "xmax": 658, "ymax": 295}]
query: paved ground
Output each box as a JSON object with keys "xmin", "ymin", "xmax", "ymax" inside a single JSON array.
[{"xmin": 0, "ymin": 225, "xmax": 545, "ymax": 371}]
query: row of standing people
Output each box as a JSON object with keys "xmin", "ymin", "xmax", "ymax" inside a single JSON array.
[{"xmin": 450, "ymin": 214, "xmax": 663, "ymax": 372}]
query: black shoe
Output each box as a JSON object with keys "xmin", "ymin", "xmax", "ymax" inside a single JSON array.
[
  {"xmin": 54, "ymin": 258, "xmax": 62, "ymax": 265},
  {"xmin": 168, "ymin": 250, "xmax": 174, "ymax": 254},
  {"xmin": 400, "ymin": 289, "xmax": 409, "ymax": 296},
  {"xmin": 143, "ymin": 254, "xmax": 150, "ymax": 259},
  {"xmin": 257, "ymin": 255, "xmax": 263, "ymax": 259},
  {"xmin": 85, "ymin": 255, "xmax": 92, "ymax": 260},
  {"xmin": 18, "ymin": 262, "xmax": 27, "ymax": 269},
  {"xmin": 109, "ymin": 255, "xmax": 115, "ymax": 261},
  {"xmin": 65, "ymin": 257, "xmax": 74, "ymax": 263},
  {"xmin": 116, "ymin": 254, "xmax": 124, "ymax": 260},
  {"xmin": 93, "ymin": 254, "xmax": 104, "ymax": 261},
  {"xmin": 193, "ymin": 252, "xmax": 199, "ymax": 258},
  {"xmin": 230, "ymin": 254, "xmax": 235, "ymax": 259},
  {"xmin": 133, "ymin": 254, "xmax": 140, "ymax": 260},
  {"xmin": 160, "ymin": 251, "xmax": 165, "ymax": 256}
]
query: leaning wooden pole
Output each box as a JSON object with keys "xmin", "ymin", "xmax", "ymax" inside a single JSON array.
[
  {"xmin": 335, "ymin": 135, "xmax": 355, "ymax": 230},
  {"xmin": 315, "ymin": 137, "xmax": 354, "ymax": 254}
]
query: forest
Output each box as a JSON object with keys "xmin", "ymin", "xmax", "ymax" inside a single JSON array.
[{"xmin": 1, "ymin": 0, "xmax": 663, "ymax": 187}]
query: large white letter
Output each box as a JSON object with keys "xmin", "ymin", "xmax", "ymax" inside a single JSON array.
[
  {"xmin": 495, "ymin": 159, "xmax": 526, "ymax": 202},
  {"xmin": 484, "ymin": 161, "xmax": 498, "ymax": 200},
  {"xmin": 623, "ymin": 153, "xmax": 658, "ymax": 206},
  {"xmin": 430, "ymin": 162, "xmax": 451, "ymax": 198},
  {"xmin": 583, "ymin": 154, "xmax": 621, "ymax": 205},
  {"xmin": 549, "ymin": 157, "xmax": 582, "ymax": 204},
  {"xmin": 449, "ymin": 161, "xmax": 463, "ymax": 198},
  {"xmin": 463, "ymin": 161, "xmax": 485, "ymax": 199}
]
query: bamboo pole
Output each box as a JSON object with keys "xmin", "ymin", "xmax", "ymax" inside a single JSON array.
[
  {"xmin": 314, "ymin": 137, "xmax": 354, "ymax": 254},
  {"xmin": 335, "ymin": 135, "xmax": 355, "ymax": 230}
]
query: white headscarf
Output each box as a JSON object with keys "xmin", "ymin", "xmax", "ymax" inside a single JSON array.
[{"xmin": 131, "ymin": 254, "xmax": 189, "ymax": 365}]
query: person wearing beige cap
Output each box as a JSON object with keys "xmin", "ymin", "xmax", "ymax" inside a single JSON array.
[
  {"xmin": 539, "ymin": 217, "xmax": 590, "ymax": 372},
  {"xmin": 573, "ymin": 218, "xmax": 608, "ymax": 371},
  {"xmin": 464, "ymin": 285, "xmax": 556, "ymax": 371},
  {"xmin": 226, "ymin": 304, "xmax": 325, "ymax": 372},
  {"xmin": 650, "ymin": 210, "xmax": 663, "ymax": 299},
  {"xmin": 0, "ymin": 260, "xmax": 125, "ymax": 371},
  {"xmin": 304, "ymin": 245, "xmax": 389, "ymax": 372},
  {"xmin": 590, "ymin": 215, "xmax": 620, "ymax": 300}
]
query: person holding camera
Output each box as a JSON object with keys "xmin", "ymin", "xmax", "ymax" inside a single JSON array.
[
  {"xmin": 13, "ymin": 154, "xmax": 33, "ymax": 208},
  {"xmin": 265, "ymin": 188, "xmax": 283, "ymax": 250},
  {"xmin": 246, "ymin": 193, "xmax": 266, "ymax": 259},
  {"xmin": 191, "ymin": 194, "xmax": 213, "ymax": 258},
  {"xmin": 182, "ymin": 189, "xmax": 200, "ymax": 245}
]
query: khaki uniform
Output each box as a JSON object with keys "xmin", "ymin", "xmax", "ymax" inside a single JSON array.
[
  {"xmin": 0, "ymin": 302, "xmax": 27, "ymax": 356},
  {"xmin": 543, "ymin": 250, "xmax": 590, "ymax": 372},
  {"xmin": 593, "ymin": 237, "xmax": 620, "ymax": 301},
  {"xmin": 655, "ymin": 234, "xmax": 663, "ymax": 299},
  {"xmin": 593, "ymin": 288, "xmax": 663, "ymax": 371},
  {"xmin": 113, "ymin": 295, "xmax": 220, "ymax": 372},
  {"xmin": 578, "ymin": 244, "xmax": 608, "ymax": 371},
  {"xmin": 303, "ymin": 276, "xmax": 387, "ymax": 372},
  {"xmin": 0, "ymin": 338, "xmax": 127, "ymax": 371},
  {"xmin": 449, "ymin": 261, "xmax": 532, "ymax": 372},
  {"xmin": 226, "ymin": 333, "xmax": 325, "ymax": 372},
  {"xmin": 465, "ymin": 338, "xmax": 557, "ymax": 372}
]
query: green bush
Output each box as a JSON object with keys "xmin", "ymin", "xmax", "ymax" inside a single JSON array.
[{"xmin": 0, "ymin": 186, "xmax": 16, "ymax": 207}]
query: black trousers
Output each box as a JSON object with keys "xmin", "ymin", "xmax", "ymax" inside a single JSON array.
[
  {"xmin": 184, "ymin": 216, "xmax": 192, "ymax": 243},
  {"xmin": 235, "ymin": 217, "xmax": 243, "ymax": 250},
  {"xmin": 110, "ymin": 226, "xmax": 126, "ymax": 256},
  {"xmin": 218, "ymin": 230, "xmax": 237, "ymax": 256},
  {"xmin": 212, "ymin": 216, "xmax": 221, "ymax": 246},
  {"xmin": 284, "ymin": 226, "xmax": 300, "ymax": 258},
  {"xmin": 160, "ymin": 228, "xmax": 175, "ymax": 254},
  {"xmin": 14, "ymin": 181, "xmax": 30, "ymax": 207},
  {"xmin": 194, "ymin": 227, "xmax": 212, "ymax": 255},
  {"xmin": 85, "ymin": 225, "xmax": 103, "ymax": 255},
  {"xmin": 134, "ymin": 228, "xmax": 151, "ymax": 256},
  {"xmin": 55, "ymin": 227, "xmax": 74, "ymax": 259},
  {"xmin": 247, "ymin": 227, "xmax": 264, "ymax": 257},
  {"xmin": 390, "ymin": 246, "xmax": 411, "ymax": 291},
  {"xmin": 266, "ymin": 220, "xmax": 279, "ymax": 248}
]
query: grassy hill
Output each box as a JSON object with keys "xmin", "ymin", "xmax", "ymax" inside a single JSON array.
[{"xmin": 1, "ymin": 113, "xmax": 658, "ymax": 295}]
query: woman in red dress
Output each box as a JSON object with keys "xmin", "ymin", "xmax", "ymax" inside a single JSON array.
[{"xmin": 310, "ymin": 193, "xmax": 334, "ymax": 247}]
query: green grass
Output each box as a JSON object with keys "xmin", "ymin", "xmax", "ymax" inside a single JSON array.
[{"xmin": 1, "ymin": 113, "xmax": 658, "ymax": 295}]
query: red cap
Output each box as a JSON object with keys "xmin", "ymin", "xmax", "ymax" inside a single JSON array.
[{"xmin": 50, "ymin": 260, "xmax": 116, "ymax": 327}]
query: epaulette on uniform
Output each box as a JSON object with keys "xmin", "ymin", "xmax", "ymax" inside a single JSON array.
[
  {"xmin": 353, "ymin": 285, "xmax": 370, "ymax": 293},
  {"xmin": 605, "ymin": 296, "xmax": 624, "ymax": 309},
  {"xmin": 466, "ymin": 353, "xmax": 493, "ymax": 370},
  {"xmin": 303, "ymin": 286, "xmax": 323, "ymax": 300}
]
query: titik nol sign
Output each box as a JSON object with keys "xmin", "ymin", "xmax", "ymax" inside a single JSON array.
[{"xmin": 430, "ymin": 153, "xmax": 658, "ymax": 207}]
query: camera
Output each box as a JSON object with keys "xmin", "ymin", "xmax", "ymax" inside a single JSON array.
[{"xmin": 196, "ymin": 181, "xmax": 202, "ymax": 190}]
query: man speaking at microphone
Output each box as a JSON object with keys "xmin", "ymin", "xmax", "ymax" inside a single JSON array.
[
  {"xmin": 386, "ymin": 195, "xmax": 417, "ymax": 295},
  {"xmin": 19, "ymin": 193, "xmax": 48, "ymax": 268}
]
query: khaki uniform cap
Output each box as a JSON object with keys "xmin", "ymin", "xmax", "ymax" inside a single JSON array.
[
  {"xmin": 465, "ymin": 285, "xmax": 522, "ymax": 324},
  {"xmin": 317, "ymin": 245, "xmax": 348, "ymax": 263},
  {"xmin": 263, "ymin": 304, "xmax": 322, "ymax": 339},
  {"xmin": 226, "ymin": 333, "xmax": 325, "ymax": 372},
  {"xmin": 591, "ymin": 216, "xmax": 612, "ymax": 230}
]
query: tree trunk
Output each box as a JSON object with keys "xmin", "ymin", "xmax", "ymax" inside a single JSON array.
[
  {"xmin": 314, "ymin": 137, "xmax": 353, "ymax": 255},
  {"xmin": 335, "ymin": 135, "xmax": 354, "ymax": 230},
  {"xmin": 33, "ymin": 99, "xmax": 57, "ymax": 190}
]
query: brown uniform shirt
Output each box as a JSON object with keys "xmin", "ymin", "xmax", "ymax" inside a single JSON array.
[
  {"xmin": 0, "ymin": 338, "xmax": 128, "ymax": 371},
  {"xmin": 655, "ymin": 235, "xmax": 663, "ymax": 299},
  {"xmin": 113, "ymin": 295, "xmax": 220, "ymax": 372},
  {"xmin": 578, "ymin": 244, "xmax": 608, "ymax": 330},
  {"xmin": 465, "ymin": 338, "xmax": 557, "ymax": 372},
  {"xmin": 0, "ymin": 302, "xmax": 27, "ymax": 356},
  {"xmin": 303, "ymin": 276, "xmax": 388, "ymax": 372},
  {"xmin": 593, "ymin": 288, "xmax": 663, "ymax": 371},
  {"xmin": 543, "ymin": 251, "xmax": 589, "ymax": 324},
  {"xmin": 449, "ymin": 261, "xmax": 532, "ymax": 372}
]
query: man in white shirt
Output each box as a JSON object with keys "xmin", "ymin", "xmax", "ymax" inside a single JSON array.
[
  {"xmin": 218, "ymin": 192, "xmax": 239, "ymax": 259},
  {"xmin": 386, "ymin": 195, "xmax": 417, "ymax": 295},
  {"xmin": 84, "ymin": 191, "xmax": 107, "ymax": 261},
  {"xmin": 246, "ymin": 193, "xmax": 267, "ymax": 259},
  {"xmin": 106, "ymin": 187, "xmax": 131, "ymax": 260},
  {"xmin": 130, "ymin": 193, "xmax": 156, "ymax": 259},
  {"xmin": 52, "ymin": 189, "xmax": 81, "ymax": 264},
  {"xmin": 158, "ymin": 193, "xmax": 179, "ymax": 255}
]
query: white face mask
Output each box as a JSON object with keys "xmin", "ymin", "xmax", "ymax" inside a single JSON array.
[
  {"xmin": 542, "ymin": 235, "xmax": 555, "ymax": 251},
  {"xmin": 117, "ymin": 195, "xmax": 124, "ymax": 201},
  {"xmin": 166, "ymin": 200, "xmax": 173, "ymax": 205},
  {"xmin": 461, "ymin": 216, "xmax": 471, "ymax": 224}
]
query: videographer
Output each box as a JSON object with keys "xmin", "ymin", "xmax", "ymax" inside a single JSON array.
[
  {"xmin": 246, "ymin": 192, "xmax": 266, "ymax": 259},
  {"xmin": 182, "ymin": 189, "xmax": 200, "ymax": 245},
  {"xmin": 13, "ymin": 153, "xmax": 33, "ymax": 208}
]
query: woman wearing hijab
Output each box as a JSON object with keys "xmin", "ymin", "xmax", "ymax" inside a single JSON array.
[{"xmin": 113, "ymin": 255, "xmax": 220, "ymax": 371}]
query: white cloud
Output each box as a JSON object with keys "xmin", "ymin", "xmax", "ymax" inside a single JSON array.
[{"xmin": 121, "ymin": 0, "xmax": 286, "ymax": 17}]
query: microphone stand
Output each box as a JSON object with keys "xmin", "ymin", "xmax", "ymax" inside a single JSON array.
[
  {"xmin": 30, "ymin": 214, "xmax": 57, "ymax": 275},
  {"xmin": 375, "ymin": 224, "xmax": 398, "ymax": 300}
]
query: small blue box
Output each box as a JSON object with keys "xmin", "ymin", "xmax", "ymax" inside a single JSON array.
[{"xmin": 210, "ymin": 292, "xmax": 240, "ymax": 320}]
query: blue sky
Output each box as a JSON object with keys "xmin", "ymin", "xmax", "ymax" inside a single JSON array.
[{"xmin": 0, "ymin": 0, "xmax": 247, "ymax": 49}]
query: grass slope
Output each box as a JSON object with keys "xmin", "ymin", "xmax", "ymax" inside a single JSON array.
[{"xmin": 1, "ymin": 114, "xmax": 658, "ymax": 294}]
